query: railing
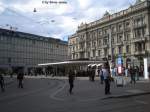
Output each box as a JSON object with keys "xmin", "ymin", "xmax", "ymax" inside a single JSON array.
[
  {"xmin": 116, "ymin": 41, "xmax": 123, "ymax": 46},
  {"xmin": 134, "ymin": 50, "xmax": 145, "ymax": 55},
  {"xmin": 132, "ymin": 37, "xmax": 146, "ymax": 42},
  {"xmin": 133, "ymin": 23, "xmax": 146, "ymax": 29}
]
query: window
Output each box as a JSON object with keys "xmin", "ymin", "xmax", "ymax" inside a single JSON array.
[
  {"xmin": 111, "ymin": 26, "xmax": 115, "ymax": 33},
  {"xmin": 8, "ymin": 57, "xmax": 11, "ymax": 63},
  {"xmin": 126, "ymin": 22, "xmax": 130, "ymax": 28},
  {"xmin": 103, "ymin": 38, "xmax": 108, "ymax": 45},
  {"xmin": 98, "ymin": 50, "xmax": 101, "ymax": 56},
  {"xmin": 93, "ymin": 50, "xmax": 95, "ymax": 57},
  {"xmin": 0, "ymin": 36, "xmax": 4, "ymax": 41},
  {"xmin": 92, "ymin": 41, "xmax": 96, "ymax": 47},
  {"xmin": 112, "ymin": 36, "xmax": 115, "ymax": 44},
  {"xmin": 118, "ymin": 35, "xmax": 123, "ymax": 43},
  {"xmin": 137, "ymin": 29, "xmax": 141, "ymax": 37},
  {"xmin": 126, "ymin": 33, "xmax": 130, "ymax": 41},
  {"xmin": 88, "ymin": 52, "xmax": 90, "ymax": 58},
  {"xmin": 98, "ymin": 40, "xmax": 101, "ymax": 46},
  {"xmin": 126, "ymin": 45, "xmax": 130, "ymax": 53},
  {"xmin": 118, "ymin": 46, "xmax": 123, "ymax": 54},
  {"xmin": 112, "ymin": 48, "xmax": 115, "ymax": 55},
  {"xmin": 98, "ymin": 29, "xmax": 102, "ymax": 35},
  {"xmin": 104, "ymin": 48, "xmax": 108, "ymax": 57},
  {"xmin": 142, "ymin": 28, "xmax": 145, "ymax": 36},
  {"xmin": 118, "ymin": 24, "xmax": 123, "ymax": 31}
]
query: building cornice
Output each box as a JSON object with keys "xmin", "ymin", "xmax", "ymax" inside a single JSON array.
[{"xmin": 77, "ymin": 0, "xmax": 150, "ymax": 32}]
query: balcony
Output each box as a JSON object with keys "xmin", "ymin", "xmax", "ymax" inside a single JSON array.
[
  {"xmin": 132, "ymin": 37, "xmax": 146, "ymax": 43},
  {"xmin": 91, "ymin": 46, "xmax": 96, "ymax": 50},
  {"xmin": 134, "ymin": 50, "xmax": 146, "ymax": 56},
  {"xmin": 116, "ymin": 41, "xmax": 123, "ymax": 46},
  {"xmin": 124, "ymin": 27, "xmax": 131, "ymax": 32},
  {"xmin": 101, "ymin": 44, "xmax": 109, "ymax": 48},
  {"xmin": 133, "ymin": 23, "xmax": 146, "ymax": 29},
  {"xmin": 102, "ymin": 34, "xmax": 109, "ymax": 37},
  {"xmin": 123, "ymin": 40, "xmax": 131, "ymax": 44},
  {"xmin": 71, "ymin": 50, "xmax": 76, "ymax": 53},
  {"xmin": 78, "ymin": 48, "xmax": 85, "ymax": 52}
]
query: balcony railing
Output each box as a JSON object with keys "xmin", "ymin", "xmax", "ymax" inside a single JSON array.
[
  {"xmin": 78, "ymin": 48, "xmax": 85, "ymax": 52},
  {"xmin": 133, "ymin": 23, "xmax": 146, "ymax": 29},
  {"xmin": 101, "ymin": 44, "xmax": 109, "ymax": 48},
  {"xmin": 116, "ymin": 41, "xmax": 123, "ymax": 46},
  {"xmin": 134, "ymin": 50, "xmax": 145, "ymax": 55},
  {"xmin": 132, "ymin": 37, "xmax": 146, "ymax": 43}
]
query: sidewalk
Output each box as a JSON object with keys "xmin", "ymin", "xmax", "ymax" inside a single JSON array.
[
  {"xmin": 2, "ymin": 75, "xmax": 150, "ymax": 101},
  {"xmin": 50, "ymin": 78, "xmax": 150, "ymax": 101},
  {"xmin": 24, "ymin": 75, "xmax": 150, "ymax": 82}
]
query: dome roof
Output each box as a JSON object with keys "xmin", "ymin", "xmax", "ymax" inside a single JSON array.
[{"xmin": 103, "ymin": 11, "xmax": 110, "ymax": 17}]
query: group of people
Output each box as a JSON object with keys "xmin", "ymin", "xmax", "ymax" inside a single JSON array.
[
  {"xmin": 0, "ymin": 72, "xmax": 24, "ymax": 92},
  {"xmin": 110, "ymin": 65, "xmax": 146, "ymax": 84},
  {"xmin": 68, "ymin": 62, "xmax": 111, "ymax": 95},
  {"xmin": 67, "ymin": 63, "xmax": 150, "ymax": 95}
]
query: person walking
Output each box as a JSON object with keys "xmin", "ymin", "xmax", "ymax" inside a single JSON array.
[
  {"xmin": 135, "ymin": 66, "xmax": 139, "ymax": 81},
  {"xmin": 68, "ymin": 70, "xmax": 75, "ymax": 94},
  {"xmin": 17, "ymin": 72, "xmax": 24, "ymax": 88},
  {"xmin": 148, "ymin": 65, "xmax": 150, "ymax": 78},
  {"xmin": 129, "ymin": 66, "xmax": 136, "ymax": 84},
  {"xmin": 102, "ymin": 65, "xmax": 111, "ymax": 95},
  {"xmin": 0, "ymin": 72, "xmax": 5, "ymax": 92},
  {"xmin": 99, "ymin": 66, "xmax": 104, "ymax": 84},
  {"xmin": 125, "ymin": 67, "xmax": 128, "ymax": 77},
  {"xmin": 88, "ymin": 67, "xmax": 92, "ymax": 81},
  {"xmin": 91, "ymin": 67, "xmax": 95, "ymax": 82}
]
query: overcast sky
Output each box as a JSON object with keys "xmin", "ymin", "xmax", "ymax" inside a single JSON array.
[{"xmin": 0, "ymin": 0, "xmax": 136, "ymax": 40}]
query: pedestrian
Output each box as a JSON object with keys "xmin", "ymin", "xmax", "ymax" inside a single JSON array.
[
  {"xmin": 111, "ymin": 67, "xmax": 115, "ymax": 77},
  {"xmin": 139, "ymin": 65, "xmax": 144, "ymax": 77},
  {"xmin": 0, "ymin": 72, "xmax": 5, "ymax": 92},
  {"xmin": 17, "ymin": 72, "xmax": 24, "ymax": 88},
  {"xmin": 68, "ymin": 70, "xmax": 75, "ymax": 94},
  {"xmin": 148, "ymin": 65, "xmax": 150, "ymax": 78},
  {"xmin": 129, "ymin": 66, "xmax": 136, "ymax": 84},
  {"xmin": 91, "ymin": 67, "xmax": 95, "ymax": 82},
  {"xmin": 135, "ymin": 66, "xmax": 139, "ymax": 80},
  {"xmin": 99, "ymin": 66, "xmax": 104, "ymax": 84},
  {"xmin": 102, "ymin": 65, "xmax": 111, "ymax": 95},
  {"xmin": 88, "ymin": 66, "xmax": 93, "ymax": 81},
  {"xmin": 125, "ymin": 67, "xmax": 128, "ymax": 77}
]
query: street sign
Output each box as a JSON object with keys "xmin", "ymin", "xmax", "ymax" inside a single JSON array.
[{"xmin": 117, "ymin": 56, "xmax": 123, "ymax": 65}]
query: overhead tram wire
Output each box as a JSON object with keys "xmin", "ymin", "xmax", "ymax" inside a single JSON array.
[{"xmin": 0, "ymin": 5, "xmax": 51, "ymax": 36}]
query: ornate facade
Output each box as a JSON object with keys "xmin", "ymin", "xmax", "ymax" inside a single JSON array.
[{"xmin": 69, "ymin": 0, "xmax": 150, "ymax": 66}]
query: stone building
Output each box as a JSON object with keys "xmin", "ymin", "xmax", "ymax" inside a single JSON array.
[
  {"xmin": 69, "ymin": 0, "xmax": 150, "ymax": 67},
  {"xmin": 0, "ymin": 28, "xmax": 68, "ymax": 74}
]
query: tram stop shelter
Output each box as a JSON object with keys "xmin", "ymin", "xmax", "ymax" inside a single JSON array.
[{"xmin": 38, "ymin": 60, "xmax": 106, "ymax": 76}]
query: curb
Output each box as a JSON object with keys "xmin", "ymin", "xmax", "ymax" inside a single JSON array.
[{"xmin": 102, "ymin": 91, "xmax": 150, "ymax": 100}]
